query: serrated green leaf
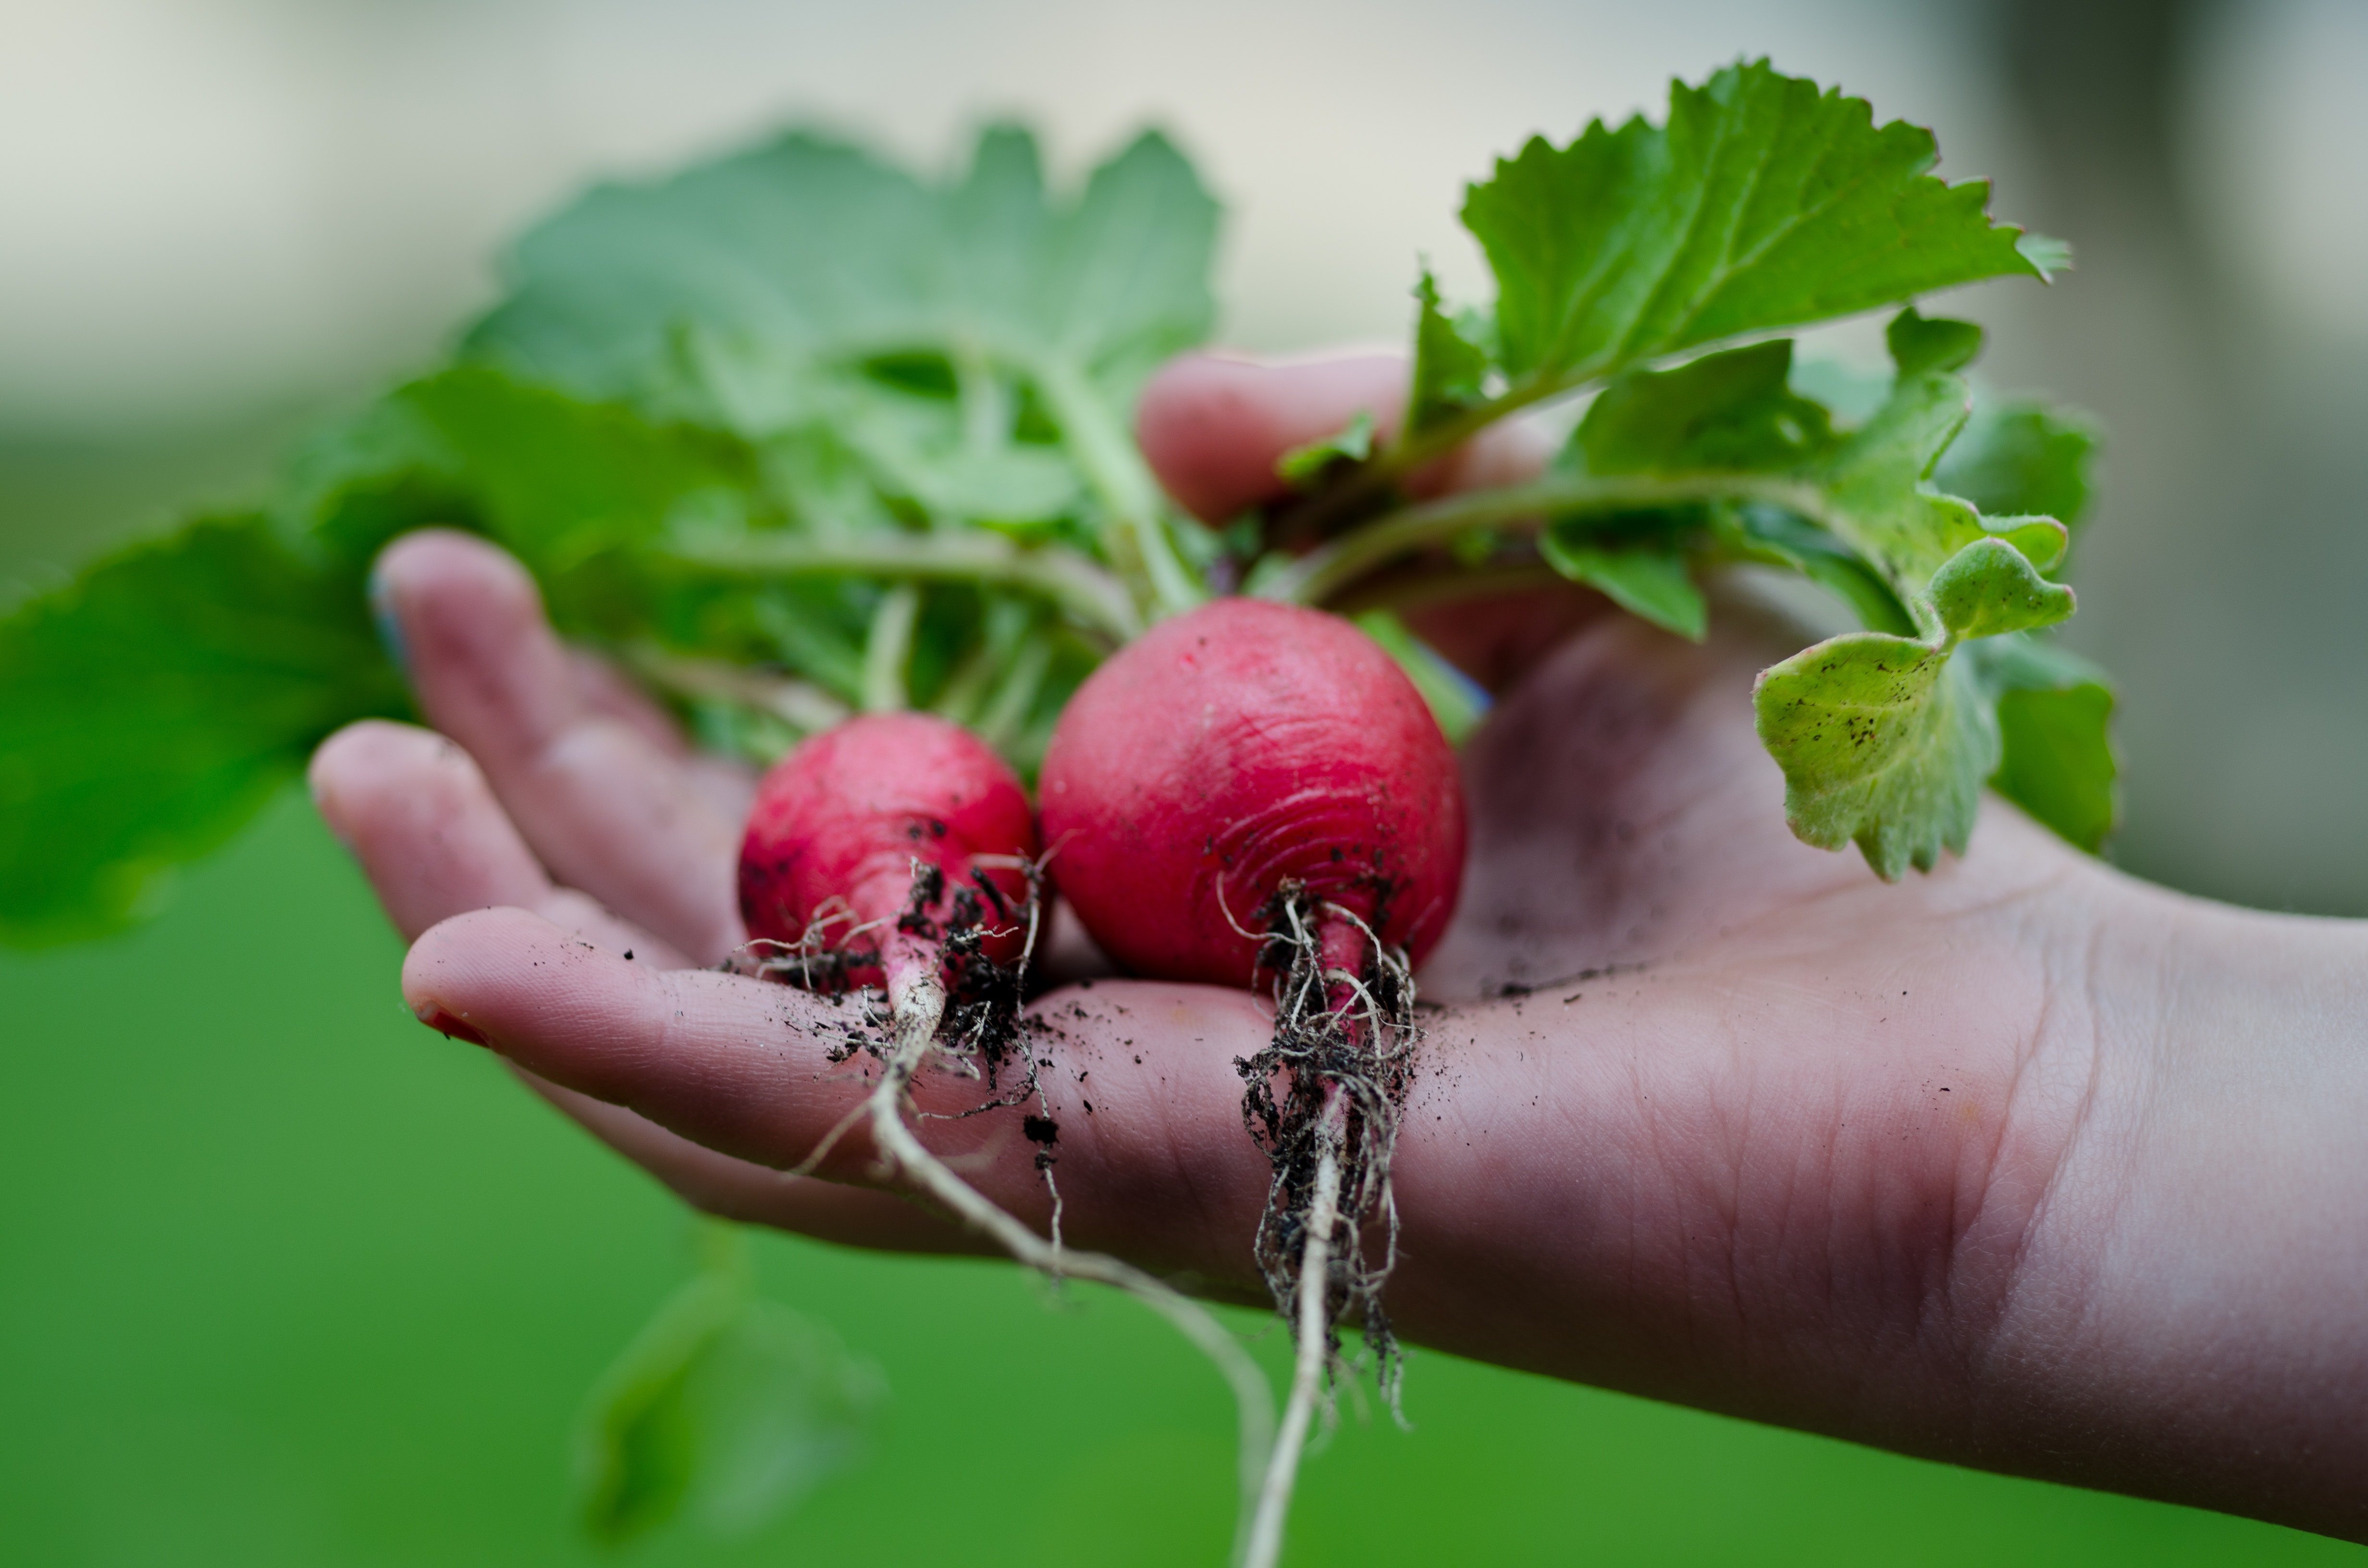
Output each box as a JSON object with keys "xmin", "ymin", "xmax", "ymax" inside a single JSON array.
[
  {"xmin": 1276, "ymin": 410, "xmax": 1376, "ymax": 489},
  {"xmin": 1409, "ymin": 270, "xmax": 1490, "ymax": 434},
  {"xmin": 293, "ymin": 366, "xmax": 759, "ymax": 577},
  {"xmin": 1809, "ymin": 369, "xmax": 1982, "ymax": 593},
  {"xmin": 1539, "ymin": 532, "xmax": 1706, "ymax": 640},
  {"xmin": 1807, "ymin": 369, "xmax": 2067, "ymax": 615},
  {"xmin": 460, "ymin": 125, "xmax": 1212, "ymax": 453},
  {"xmin": 1754, "ymin": 632, "xmax": 1991, "ymax": 877},
  {"xmin": 0, "ymin": 516, "xmax": 406, "ymax": 944},
  {"xmin": 1574, "ymin": 340, "xmax": 1834, "ymax": 475},
  {"xmin": 1750, "ymin": 535, "xmax": 2073, "ymax": 877},
  {"xmin": 2015, "ymin": 232, "xmax": 2073, "ymax": 279},
  {"xmin": 1884, "ymin": 306, "xmax": 1983, "ymax": 377},
  {"xmin": 1460, "ymin": 60, "xmax": 2044, "ymax": 388},
  {"xmin": 465, "ymin": 123, "xmax": 1217, "ymax": 621},
  {"xmin": 1968, "ymin": 633, "xmax": 2119, "ymax": 851}
]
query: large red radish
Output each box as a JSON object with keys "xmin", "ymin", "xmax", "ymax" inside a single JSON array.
[
  {"xmin": 1039, "ymin": 597, "xmax": 1465, "ymax": 988},
  {"xmin": 1039, "ymin": 596, "xmax": 1470, "ymax": 1568}
]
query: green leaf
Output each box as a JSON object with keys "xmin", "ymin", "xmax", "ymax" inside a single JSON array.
[
  {"xmin": 1751, "ymin": 535, "xmax": 2073, "ymax": 877},
  {"xmin": 1754, "ymin": 632, "xmax": 1990, "ymax": 877},
  {"xmin": 1718, "ymin": 505, "xmax": 1917, "ymax": 637},
  {"xmin": 1968, "ymin": 633, "xmax": 2119, "ymax": 851},
  {"xmin": 577, "ymin": 1239, "xmax": 883, "ymax": 1545},
  {"xmin": 462, "ymin": 122, "xmax": 1213, "ymax": 453},
  {"xmin": 1276, "ymin": 410, "xmax": 1377, "ymax": 489},
  {"xmin": 0, "ymin": 516, "xmax": 405, "ymax": 944},
  {"xmin": 1460, "ymin": 60, "xmax": 2045, "ymax": 387},
  {"xmin": 1573, "ymin": 340, "xmax": 1834, "ymax": 475},
  {"xmin": 465, "ymin": 123, "xmax": 1217, "ymax": 621},
  {"xmin": 292, "ymin": 366, "xmax": 760, "ymax": 577},
  {"xmin": 1933, "ymin": 396, "xmax": 2099, "ymax": 536},
  {"xmin": 1538, "ymin": 531, "xmax": 1706, "ymax": 640},
  {"xmin": 1884, "ymin": 306, "xmax": 1983, "ymax": 378},
  {"xmin": 1809, "ymin": 370, "xmax": 2064, "ymax": 606},
  {"xmin": 2015, "ymin": 232, "xmax": 2074, "ymax": 280},
  {"xmin": 1924, "ymin": 535, "xmax": 2075, "ymax": 639},
  {"xmin": 1408, "ymin": 270, "xmax": 1490, "ymax": 434}
]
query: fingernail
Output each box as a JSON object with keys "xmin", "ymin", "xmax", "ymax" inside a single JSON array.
[
  {"xmin": 415, "ymin": 1004, "xmax": 490, "ymax": 1048},
  {"xmin": 367, "ymin": 563, "xmax": 411, "ymax": 683}
]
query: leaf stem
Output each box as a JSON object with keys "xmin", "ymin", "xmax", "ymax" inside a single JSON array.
[
  {"xmin": 624, "ymin": 645, "xmax": 852, "ymax": 734},
  {"xmin": 1032, "ymin": 355, "xmax": 1206, "ymax": 621},
  {"xmin": 860, "ymin": 584, "xmax": 920, "ymax": 713},
  {"xmin": 660, "ymin": 531, "xmax": 1142, "ymax": 645},
  {"xmin": 1277, "ymin": 367, "xmax": 1573, "ymax": 539},
  {"xmin": 1255, "ymin": 472, "xmax": 1833, "ymax": 607}
]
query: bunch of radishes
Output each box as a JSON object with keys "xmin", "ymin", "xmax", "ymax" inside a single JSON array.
[{"xmin": 736, "ymin": 596, "xmax": 1465, "ymax": 1568}]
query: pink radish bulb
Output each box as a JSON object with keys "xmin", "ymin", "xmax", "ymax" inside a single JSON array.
[
  {"xmin": 1039, "ymin": 598, "xmax": 1466, "ymax": 988},
  {"xmin": 739, "ymin": 712, "xmax": 1038, "ymax": 993}
]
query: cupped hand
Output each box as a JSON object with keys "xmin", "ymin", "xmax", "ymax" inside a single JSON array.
[{"xmin": 309, "ymin": 352, "xmax": 2368, "ymax": 1541}]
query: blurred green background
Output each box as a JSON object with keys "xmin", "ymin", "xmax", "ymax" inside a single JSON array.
[{"xmin": 6, "ymin": 0, "xmax": 2367, "ymax": 1561}]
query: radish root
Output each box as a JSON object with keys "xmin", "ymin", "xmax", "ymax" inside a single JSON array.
[
  {"xmin": 1237, "ymin": 884, "xmax": 1420, "ymax": 1568},
  {"xmin": 791, "ymin": 863, "xmax": 1281, "ymax": 1566}
]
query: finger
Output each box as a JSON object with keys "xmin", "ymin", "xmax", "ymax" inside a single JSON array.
[
  {"xmin": 401, "ymin": 906, "xmax": 1279, "ymax": 1287},
  {"xmin": 370, "ymin": 530, "xmax": 744, "ymax": 964},
  {"xmin": 520, "ymin": 1073, "xmax": 987, "ymax": 1256},
  {"xmin": 309, "ymin": 718, "xmax": 687, "ymax": 964},
  {"xmin": 564, "ymin": 648, "xmax": 758, "ymax": 825},
  {"xmin": 1136, "ymin": 353, "xmax": 1407, "ymax": 522},
  {"xmin": 1135, "ymin": 351, "xmax": 1553, "ymax": 525}
]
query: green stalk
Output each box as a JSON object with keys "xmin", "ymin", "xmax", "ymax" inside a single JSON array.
[
  {"xmin": 661, "ymin": 531, "xmax": 1141, "ymax": 645},
  {"xmin": 931, "ymin": 601, "xmax": 1033, "ymax": 728},
  {"xmin": 953, "ymin": 338, "xmax": 1010, "ymax": 456},
  {"xmin": 625, "ymin": 645, "xmax": 851, "ymax": 734},
  {"xmin": 974, "ymin": 636, "xmax": 1054, "ymax": 755},
  {"xmin": 1254, "ymin": 472, "xmax": 1833, "ymax": 607},
  {"xmin": 861, "ymin": 584, "xmax": 920, "ymax": 713},
  {"xmin": 1032, "ymin": 355, "xmax": 1206, "ymax": 621}
]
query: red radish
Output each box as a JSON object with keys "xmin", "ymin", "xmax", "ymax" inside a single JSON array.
[
  {"xmin": 735, "ymin": 708, "xmax": 1280, "ymax": 1555},
  {"xmin": 739, "ymin": 711, "xmax": 1036, "ymax": 1001},
  {"xmin": 1039, "ymin": 597, "xmax": 1465, "ymax": 987},
  {"xmin": 1039, "ymin": 596, "xmax": 1468, "ymax": 1568}
]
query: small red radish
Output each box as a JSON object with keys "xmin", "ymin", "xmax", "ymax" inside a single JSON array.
[
  {"xmin": 1039, "ymin": 596, "xmax": 1465, "ymax": 988},
  {"xmin": 739, "ymin": 711, "xmax": 1036, "ymax": 1004},
  {"xmin": 1039, "ymin": 596, "xmax": 1468, "ymax": 1568}
]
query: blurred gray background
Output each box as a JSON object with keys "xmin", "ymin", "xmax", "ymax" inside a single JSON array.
[{"xmin": 5, "ymin": 0, "xmax": 2363, "ymax": 913}]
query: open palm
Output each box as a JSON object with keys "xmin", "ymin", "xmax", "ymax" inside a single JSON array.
[{"xmin": 310, "ymin": 351, "xmax": 2368, "ymax": 1543}]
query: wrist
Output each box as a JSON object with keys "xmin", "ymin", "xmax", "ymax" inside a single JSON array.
[{"xmin": 1984, "ymin": 873, "xmax": 2368, "ymax": 1540}]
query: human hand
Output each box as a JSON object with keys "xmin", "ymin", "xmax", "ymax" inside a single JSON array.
[{"xmin": 308, "ymin": 351, "xmax": 2368, "ymax": 1542}]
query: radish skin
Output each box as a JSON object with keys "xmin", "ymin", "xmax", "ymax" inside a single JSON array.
[
  {"xmin": 739, "ymin": 711, "xmax": 1036, "ymax": 991},
  {"xmin": 1039, "ymin": 597, "xmax": 1465, "ymax": 988}
]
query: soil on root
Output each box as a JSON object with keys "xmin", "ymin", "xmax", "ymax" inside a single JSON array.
[{"xmin": 1234, "ymin": 880, "xmax": 1419, "ymax": 1415}]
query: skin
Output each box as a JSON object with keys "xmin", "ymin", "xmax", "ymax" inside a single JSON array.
[{"xmin": 310, "ymin": 351, "xmax": 2368, "ymax": 1543}]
